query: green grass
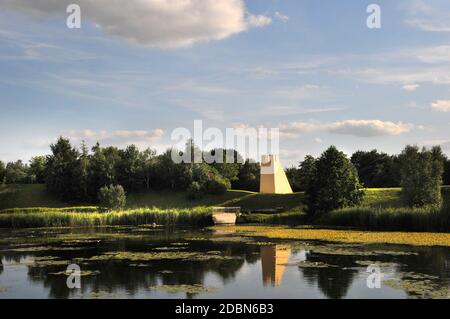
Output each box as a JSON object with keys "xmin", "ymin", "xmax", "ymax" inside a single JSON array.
[
  {"xmin": 0, "ymin": 184, "xmax": 70, "ymax": 209},
  {"xmin": 318, "ymin": 187, "xmax": 450, "ymax": 232},
  {"xmin": 0, "ymin": 184, "xmax": 304, "ymax": 212}
]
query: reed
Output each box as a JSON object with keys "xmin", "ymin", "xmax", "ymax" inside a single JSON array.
[{"xmin": 0, "ymin": 207, "xmax": 213, "ymax": 228}]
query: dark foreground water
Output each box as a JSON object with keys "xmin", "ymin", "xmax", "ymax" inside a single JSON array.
[{"xmin": 0, "ymin": 226, "xmax": 449, "ymax": 299}]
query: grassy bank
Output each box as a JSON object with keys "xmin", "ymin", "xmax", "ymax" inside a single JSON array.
[
  {"xmin": 0, "ymin": 207, "xmax": 213, "ymax": 228},
  {"xmin": 318, "ymin": 187, "xmax": 450, "ymax": 232}
]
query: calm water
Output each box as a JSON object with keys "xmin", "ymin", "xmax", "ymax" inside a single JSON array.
[{"xmin": 0, "ymin": 226, "xmax": 449, "ymax": 299}]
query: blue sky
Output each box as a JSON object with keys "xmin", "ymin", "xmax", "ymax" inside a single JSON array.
[{"xmin": 1, "ymin": 0, "xmax": 450, "ymax": 166}]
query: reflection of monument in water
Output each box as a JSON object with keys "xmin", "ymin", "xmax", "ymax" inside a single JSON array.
[
  {"xmin": 260, "ymin": 155, "xmax": 293, "ymax": 194},
  {"xmin": 260, "ymin": 245, "xmax": 291, "ymax": 287}
]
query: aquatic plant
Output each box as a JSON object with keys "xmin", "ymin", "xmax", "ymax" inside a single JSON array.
[{"xmin": 0, "ymin": 207, "xmax": 214, "ymax": 228}]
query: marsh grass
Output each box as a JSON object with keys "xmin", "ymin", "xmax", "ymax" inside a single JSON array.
[
  {"xmin": 0, "ymin": 207, "xmax": 213, "ymax": 228},
  {"xmin": 320, "ymin": 205, "xmax": 450, "ymax": 232}
]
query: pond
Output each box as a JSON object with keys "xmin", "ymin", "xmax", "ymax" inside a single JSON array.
[{"xmin": 0, "ymin": 226, "xmax": 449, "ymax": 299}]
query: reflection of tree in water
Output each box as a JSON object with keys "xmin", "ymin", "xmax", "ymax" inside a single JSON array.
[
  {"xmin": 0, "ymin": 254, "xmax": 3, "ymax": 276},
  {"xmin": 18, "ymin": 238, "xmax": 258, "ymax": 299},
  {"xmin": 300, "ymin": 253, "xmax": 357, "ymax": 299}
]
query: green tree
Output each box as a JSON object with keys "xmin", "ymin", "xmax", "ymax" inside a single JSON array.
[
  {"xmin": 305, "ymin": 146, "xmax": 364, "ymax": 216},
  {"xmin": 45, "ymin": 137, "xmax": 80, "ymax": 201},
  {"xmin": 232, "ymin": 160, "xmax": 260, "ymax": 191},
  {"xmin": 351, "ymin": 150, "xmax": 399, "ymax": 187},
  {"xmin": 5, "ymin": 160, "xmax": 29, "ymax": 184},
  {"xmin": 88, "ymin": 143, "xmax": 121, "ymax": 199},
  {"xmin": 139, "ymin": 148, "xmax": 157, "ymax": 189},
  {"xmin": 399, "ymin": 145, "xmax": 444, "ymax": 208},
  {"xmin": 117, "ymin": 144, "xmax": 142, "ymax": 191},
  {"xmin": 207, "ymin": 148, "xmax": 241, "ymax": 183},
  {"xmin": 298, "ymin": 155, "xmax": 318, "ymax": 191},
  {"xmin": 28, "ymin": 156, "xmax": 47, "ymax": 184},
  {"xmin": 0, "ymin": 160, "xmax": 6, "ymax": 184},
  {"xmin": 98, "ymin": 184, "xmax": 126, "ymax": 211}
]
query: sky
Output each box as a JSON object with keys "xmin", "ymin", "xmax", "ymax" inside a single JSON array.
[{"xmin": 1, "ymin": 0, "xmax": 450, "ymax": 167}]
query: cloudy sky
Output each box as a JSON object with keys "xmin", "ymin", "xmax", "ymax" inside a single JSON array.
[{"xmin": 1, "ymin": 0, "xmax": 450, "ymax": 166}]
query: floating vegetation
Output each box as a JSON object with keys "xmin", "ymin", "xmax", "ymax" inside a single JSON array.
[
  {"xmin": 149, "ymin": 284, "xmax": 218, "ymax": 294},
  {"xmin": 88, "ymin": 250, "xmax": 241, "ymax": 262},
  {"xmin": 384, "ymin": 272, "xmax": 449, "ymax": 299},
  {"xmin": 158, "ymin": 270, "xmax": 175, "ymax": 274},
  {"xmin": 82, "ymin": 291, "xmax": 121, "ymax": 298},
  {"xmin": 306, "ymin": 245, "xmax": 417, "ymax": 257},
  {"xmin": 153, "ymin": 246, "xmax": 187, "ymax": 251},
  {"xmin": 211, "ymin": 226, "xmax": 450, "ymax": 247},
  {"xmin": 48, "ymin": 270, "xmax": 101, "ymax": 276},
  {"xmin": 354, "ymin": 260, "xmax": 399, "ymax": 268},
  {"xmin": 297, "ymin": 261, "xmax": 337, "ymax": 268}
]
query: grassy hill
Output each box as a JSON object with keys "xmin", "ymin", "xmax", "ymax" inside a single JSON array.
[{"xmin": 0, "ymin": 184, "xmax": 304, "ymax": 212}]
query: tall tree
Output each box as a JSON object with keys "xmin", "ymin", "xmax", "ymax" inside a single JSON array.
[
  {"xmin": 45, "ymin": 137, "xmax": 80, "ymax": 201},
  {"xmin": 0, "ymin": 161, "xmax": 6, "ymax": 184},
  {"xmin": 305, "ymin": 146, "xmax": 364, "ymax": 215},
  {"xmin": 28, "ymin": 156, "xmax": 47, "ymax": 184},
  {"xmin": 399, "ymin": 145, "xmax": 444, "ymax": 208},
  {"xmin": 5, "ymin": 160, "xmax": 29, "ymax": 184},
  {"xmin": 351, "ymin": 150, "xmax": 399, "ymax": 187}
]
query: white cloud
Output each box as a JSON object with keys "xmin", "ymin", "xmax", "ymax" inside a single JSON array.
[
  {"xmin": 402, "ymin": 84, "xmax": 420, "ymax": 92},
  {"xmin": 431, "ymin": 100, "xmax": 450, "ymax": 112},
  {"xmin": 329, "ymin": 120, "xmax": 413, "ymax": 137},
  {"xmin": 280, "ymin": 120, "xmax": 414, "ymax": 138},
  {"xmin": 247, "ymin": 14, "xmax": 272, "ymax": 28},
  {"xmin": 274, "ymin": 12, "xmax": 289, "ymax": 22},
  {"xmin": 406, "ymin": 0, "xmax": 450, "ymax": 32},
  {"xmin": 2, "ymin": 0, "xmax": 271, "ymax": 48},
  {"xmin": 62, "ymin": 128, "xmax": 165, "ymax": 147}
]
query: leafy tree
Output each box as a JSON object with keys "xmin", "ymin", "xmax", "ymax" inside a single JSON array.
[
  {"xmin": 232, "ymin": 160, "xmax": 260, "ymax": 191},
  {"xmin": 98, "ymin": 184, "xmax": 126, "ymax": 211},
  {"xmin": 45, "ymin": 137, "xmax": 80, "ymax": 201},
  {"xmin": 399, "ymin": 145, "xmax": 444, "ymax": 208},
  {"xmin": 5, "ymin": 160, "xmax": 29, "ymax": 184},
  {"xmin": 187, "ymin": 181, "xmax": 203, "ymax": 200},
  {"xmin": 28, "ymin": 156, "xmax": 47, "ymax": 184},
  {"xmin": 74, "ymin": 142, "xmax": 89, "ymax": 200},
  {"xmin": 139, "ymin": 148, "xmax": 157, "ymax": 189},
  {"xmin": 88, "ymin": 143, "xmax": 121, "ymax": 199},
  {"xmin": 286, "ymin": 166, "xmax": 301, "ymax": 192},
  {"xmin": 207, "ymin": 148, "xmax": 241, "ymax": 183},
  {"xmin": 305, "ymin": 146, "xmax": 364, "ymax": 216},
  {"xmin": 298, "ymin": 155, "xmax": 318, "ymax": 191},
  {"xmin": 0, "ymin": 160, "xmax": 6, "ymax": 184},
  {"xmin": 117, "ymin": 144, "xmax": 143, "ymax": 191},
  {"xmin": 351, "ymin": 150, "xmax": 399, "ymax": 187},
  {"xmin": 444, "ymin": 160, "xmax": 450, "ymax": 186}
]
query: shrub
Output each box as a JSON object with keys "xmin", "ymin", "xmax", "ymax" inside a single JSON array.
[
  {"xmin": 98, "ymin": 184, "xmax": 126, "ymax": 211},
  {"xmin": 187, "ymin": 181, "xmax": 203, "ymax": 200},
  {"xmin": 203, "ymin": 173, "xmax": 230, "ymax": 195}
]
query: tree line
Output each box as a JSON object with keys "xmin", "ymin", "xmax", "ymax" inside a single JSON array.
[
  {"xmin": 287, "ymin": 146, "xmax": 450, "ymax": 191},
  {"xmin": 0, "ymin": 137, "xmax": 449, "ymax": 210},
  {"xmin": 0, "ymin": 137, "xmax": 260, "ymax": 202}
]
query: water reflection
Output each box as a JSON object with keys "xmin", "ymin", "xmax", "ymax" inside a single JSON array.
[
  {"xmin": 260, "ymin": 245, "xmax": 291, "ymax": 287},
  {"xmin": 0, "ymin": 227, "xmax": 449, "ymax": 299}
]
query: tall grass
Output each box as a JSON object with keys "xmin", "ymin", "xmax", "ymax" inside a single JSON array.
[
  {"xmin": 0, "ymin": 207, "xmax": 214, "ymax": 228},
  {"xmin": 319, "ymin": 205, "xmax": 450, "ymax": 232}
]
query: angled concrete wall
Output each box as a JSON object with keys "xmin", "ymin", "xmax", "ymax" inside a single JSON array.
[{"xmin": 259, "ymin": 155, "xmax": 293, "ymax": 194}]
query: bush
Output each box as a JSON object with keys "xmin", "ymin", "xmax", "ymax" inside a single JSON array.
[
  {"xmin": 203, "ymin": 173, "xmax": 230, "ymax": 195},
  {"xmin": 187, "ymin": 182, "xmax": 203, "ymax": 200},
  {"xmin": 98, "ymin": 184, "xmax": 126, "ymax": 211}
]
